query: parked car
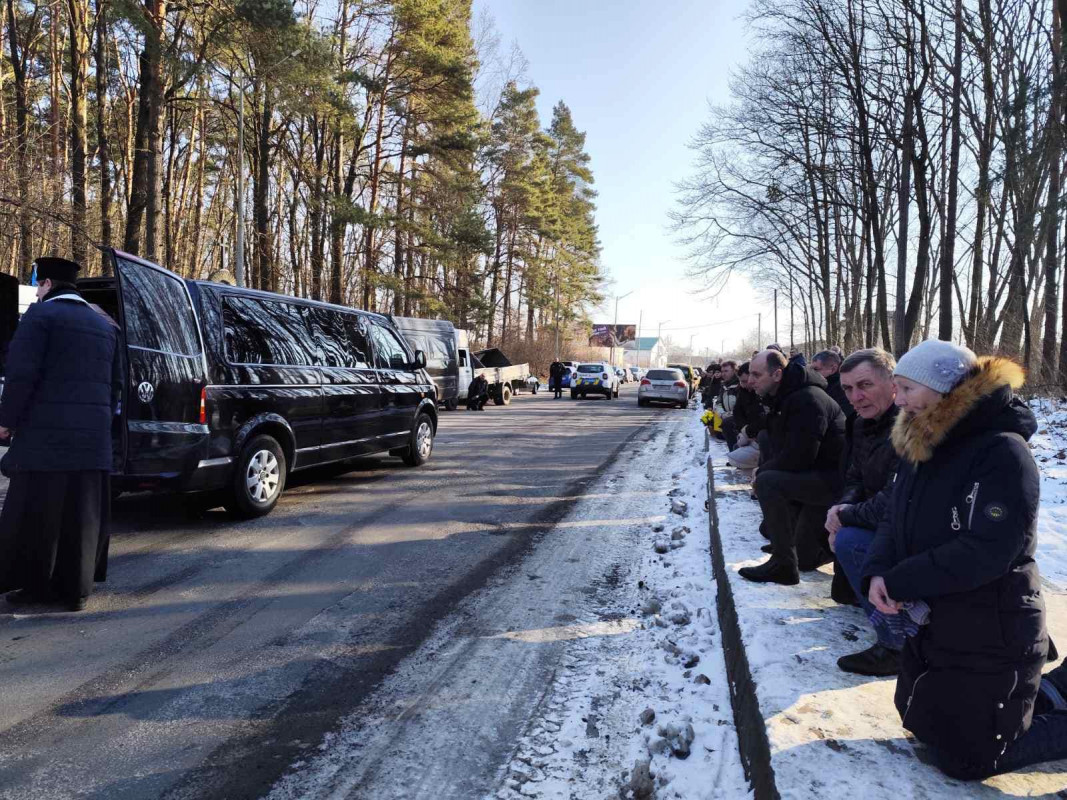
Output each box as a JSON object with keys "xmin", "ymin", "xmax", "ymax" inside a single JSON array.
[
  {"xmin": 628, "ymin": 366, "xmax": 644, "ymax": 382},
  {"xmin": 572, "ymin": 362, "xmax": 620, "ymax": 399},
  {"xmin": 638, "ymin": 368, "xmax": 690, "ymax": 408},
  {"xmin": 666, "ymin": 363, "xmax": 698, "ymax": 397},
  {"xmin": 67, "ymin": 249, "xmax": 438, "ymax": 519},
  {"xmin": 392, "ymin": 316, "xmax": 459, "ymax": 410},
  {"xmin": 558, "ymin": 360, "xmax": 578, "ymax": 390}
]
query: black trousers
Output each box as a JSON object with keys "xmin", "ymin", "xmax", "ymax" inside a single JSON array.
[
  {"xmin": 753, "ymin": 468, "xmax": 838, "ymax": 571},
  {"xmin": 0, "ymin": 470, "xmax": 110, "ymax": 601},
  {"xmin": 722, "ymin": 415, "xmax": 740, "ymax": 451}
]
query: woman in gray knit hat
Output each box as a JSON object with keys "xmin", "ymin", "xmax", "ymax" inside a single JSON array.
[{"xmin": 860, "ymin": 339, "xmax": 1067, "ymax": 779}]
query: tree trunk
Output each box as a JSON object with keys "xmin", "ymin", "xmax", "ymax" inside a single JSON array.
[
  {"xmin": 94, "ymin": 0, "xmax": 112, "ymax": 263},
  {"xmin": 939, "ymin": 0, "xmax": 964, "ymax": 342},
  {"xmin": 5, "ymin": 0, "xmax": 33, "ymax": 280},
  {"xmin": 253, "ymin": 80, "xmax": 273, "ymax": 292}
]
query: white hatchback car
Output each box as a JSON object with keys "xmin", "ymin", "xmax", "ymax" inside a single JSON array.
[
  {"xmin": 572, "ymin": 362, "xmax": 620, "ymax": 399},
  {"xmin": 638, "ymin": 368, "xmax": 690, "ymax": 408}
]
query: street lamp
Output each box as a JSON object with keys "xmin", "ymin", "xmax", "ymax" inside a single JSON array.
[
  {"xmin": 656, "ymin": 320, "xmax": 671, "ymax": 368},
  {"xmin": 610, "ymin": 290, "xmax": 633, "ymax": 367}
]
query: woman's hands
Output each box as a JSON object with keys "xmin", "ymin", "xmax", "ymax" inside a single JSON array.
[{"xmin": 868, "ymin": 576, "xmax": 900, "ymax": 615}]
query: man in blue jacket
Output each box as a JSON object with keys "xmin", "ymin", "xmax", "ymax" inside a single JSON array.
[{"xmin": 0, "ymin": 257, "xmax": 122, "ymax": 612}]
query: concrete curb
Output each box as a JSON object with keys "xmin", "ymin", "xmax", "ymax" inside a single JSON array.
[{"xmin": 706, "ymin": 457, "xmax": 780, "ymax": 799}]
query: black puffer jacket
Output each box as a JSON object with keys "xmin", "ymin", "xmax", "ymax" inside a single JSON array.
[
  {"xmin": 734, "ymin": 387, "xmax": 766, "ymax": 438},
  {"xmin": 825, "ymin": 372, "xmax": 855, "ymax": 417},
  {"xmin": 837, "ymin": 404, "xmax": 900, "ymax": 531},
  {"xmin": 862, "ymin": 358, "xmax": 1046, "ymax": 780},
  {"xmin": 761, "ymin": 361, "xmax": 846, "ymax": 474},
  {"xmin": 0, "ymin": 289, "xmax": 121, "ymax": 472}
]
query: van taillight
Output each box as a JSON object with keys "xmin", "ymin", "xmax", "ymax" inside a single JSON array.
[{"xmin": 199, "ymin": 386, "xmax": 207, "ymax": 425}]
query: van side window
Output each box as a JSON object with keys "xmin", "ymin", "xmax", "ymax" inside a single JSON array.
[
  {"xmin": 369, "ymin": 323, "xmax": 410, "ymax": 370},
  {"xmin": 223, "ymin": 296, "xmax": 316, "ymax": 366},
  {"xmin": 458, "ymin": 349, "xmax": 467, "ymax": 367},
  {"xmin": 117, "ymin": 258, "xmax": 200, "ymax": 356},
  {"xmin": 344, "ymin": 316, "xmax": 372, "ymax": 368},
  {"xmin": 311, "ymin": 309, "xmax": 368, "ymax": 369}
]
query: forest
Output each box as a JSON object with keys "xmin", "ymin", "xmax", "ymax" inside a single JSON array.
[
  {"xmin": 0, "ymin": 0, "xmax": 602, "ymax": 349},
  {"xmin": 675, "ymin": 0, "xmax": 1067, "ymax": 384}
]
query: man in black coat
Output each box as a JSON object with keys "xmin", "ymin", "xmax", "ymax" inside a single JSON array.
[
  {"xmin": 0, "ymin": 257, "xmax": 122, "ymax": 612},
  {"xmin": 715, "ymin": 361, "xmax": 742, "ymax": 449},
  {"xmin": 467, "ymin": 374, "xmax": 490, "ymax": 410},
  {"xmin": 549, "ymin": 361, "xmax": 563, "ymax": 399},
  {"xmin": 739, "ymin": 349, "xmax": 846, "ymax": 585},
  {"xmin": 812, "ymin": 349, "xmax": 855, "ymax": 417},
  {"xmin": 725, "ymin": 362, "xmax": 764, "ymax": 470},
  {"xmin": 821, "ymin": 348, "xmax": 903, "ymax": 674}
]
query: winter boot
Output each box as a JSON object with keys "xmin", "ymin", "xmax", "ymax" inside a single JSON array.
[
  {"xmin": 738, "ymin": 559, "xmax": 799, "ymax": 586},
  {"xmin": 837, "ymin": 644, "xmax": 900, "ymax": 677}
]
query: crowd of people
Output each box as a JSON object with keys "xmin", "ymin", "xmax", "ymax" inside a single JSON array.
[{"xmin": 708, "ymin": 340, "xmax": 1067, "ymax": 781}]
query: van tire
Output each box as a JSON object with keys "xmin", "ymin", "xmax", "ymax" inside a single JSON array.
[
  {"xmin": 495, "ymin": 384, "xmax": 512, "ymax": 406},
  {"xmin": 444, "ymin": 398, "xmax": 459, "ymax": 411},
  {"xmin": 226, "ymin": 434, "xmax": 287, "ymax": 519},
  {"xmin": 401, "ymin": 413, "xmax": 435, "ymax": 466}
]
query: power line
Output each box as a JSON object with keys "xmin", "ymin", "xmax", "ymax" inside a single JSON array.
[{"xmin": 655, "ymin": 313, "xmax": 762, "ymax": 332}]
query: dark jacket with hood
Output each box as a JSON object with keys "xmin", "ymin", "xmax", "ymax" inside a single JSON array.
[
  {"xmin": 825, "ymin": 372, "xmax": 855, "ymax": 417},
  {"xmin": 862, "ymin": 357, "xmax": 1046, "ymax": 780},
  {"xmin": 761, "ymin": 361, "xmax": 846, "ymax": 475},
  {"xmin": 0, "ymin": 287, "xmax": 121, "ymax": 472},
  {"xmin": 837, "ymin": 404, "xmax": 900, "ymax": 531},
  {"xmin": 734, "ymin": 386, "xmax": 766, "ymax": 438}
]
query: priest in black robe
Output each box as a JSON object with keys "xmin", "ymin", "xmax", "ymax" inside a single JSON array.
[{"xmin": 0, "ymin": 257, "xmax": 122, "ymax": 612}]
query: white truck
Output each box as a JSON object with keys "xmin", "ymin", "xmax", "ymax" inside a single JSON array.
[{"xmin": 455, "ymin": 329, "xmax": 532, "ymax": 406}]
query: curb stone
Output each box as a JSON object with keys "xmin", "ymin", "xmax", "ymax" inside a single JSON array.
[{"xmin": 706, "ymin": 457, "xmax": 780, "ymax": 799}]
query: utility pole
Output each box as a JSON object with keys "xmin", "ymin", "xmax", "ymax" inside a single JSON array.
[
  {"xmin": 774, "ymin": 289, "xmax": 778, "ymax": 345},
  {"xmin": 610, "ymin": 290, "xmax": 633, "ymax": 367},
  {"xmin": 635, "ymin": 309, "xmax": 643, "ymax": 370},
  {"xmin": 688, "ymin": 333, "xmax": 696, "ymax": 362}
]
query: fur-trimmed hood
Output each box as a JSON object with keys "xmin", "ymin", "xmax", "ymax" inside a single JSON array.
[{"xmin": 891, "ymin": 356, "xmax": 1034, "ymax": 464}]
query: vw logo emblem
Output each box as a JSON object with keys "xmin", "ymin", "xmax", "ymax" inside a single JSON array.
[{"xmin": 137, "ymin": 381, "xmax": 155, "ymax": 403}]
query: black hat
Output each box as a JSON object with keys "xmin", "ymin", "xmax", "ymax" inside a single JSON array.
[{"xmin": 33, "ymin": 257, "xmax": 81, "ymax": 284}]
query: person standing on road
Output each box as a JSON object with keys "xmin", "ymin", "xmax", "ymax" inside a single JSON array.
[
  {"xmin": 550, "ymin": 361, "xmax": 564, "ymax": 399},
  {"xmin": 0, "ymin": 257, "xmax": 123, "ymax": 612}
]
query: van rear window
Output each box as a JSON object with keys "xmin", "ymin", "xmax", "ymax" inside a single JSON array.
[{"xmin": 117, "ymin": 258, "xmax": 200, "ymax": 356}]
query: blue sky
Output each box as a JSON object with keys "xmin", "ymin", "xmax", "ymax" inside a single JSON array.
[{"xmin": 473, "ymin": 0, "xmax": 778, "ymax": 359}]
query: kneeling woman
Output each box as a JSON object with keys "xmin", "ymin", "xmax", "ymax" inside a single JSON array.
[{"xmin": 864, "ymin": 340, "xmax": 1067, "ymax": 779}]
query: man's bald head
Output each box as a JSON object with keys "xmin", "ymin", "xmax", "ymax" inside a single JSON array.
[{"xmin": 749, "ymin": 349, "xmax": 787, "ymax": 398}]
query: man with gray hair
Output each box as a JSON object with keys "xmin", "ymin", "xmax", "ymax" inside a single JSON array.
[
  {"xmin": 812, "ymin": 349, "xmax": 854, "ymax": 417},
  {"xmin": 825, "ymin": 348, "xmax": 903, "ymax": 675}
]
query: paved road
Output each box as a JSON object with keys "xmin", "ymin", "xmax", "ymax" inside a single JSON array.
[{"xmin": 0, "ymin": 383, "xmax": 678, "ymax": 799}]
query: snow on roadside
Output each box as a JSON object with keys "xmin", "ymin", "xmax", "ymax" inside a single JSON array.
[
  {"xmin": 1025, "ymin": 397, "xmax": 1067, "ymax": 590},
  {"xmin": 262, "ymin": 405, "xmax": 750, "ymax": 800},
  {"xmin": 494, "ymin": 408, "xmax": 750, "ymax": 800}
]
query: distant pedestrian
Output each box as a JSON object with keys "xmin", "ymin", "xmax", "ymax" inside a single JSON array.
[
  {"xmin": 550, "ymin": 361, "xmax": 564, "ymax": 399},
  {"xmin": 0, "ymin": 257, "xmax": 123, "ymax": 612},
  {"xmin": 467, "ymin": 374, "xmax": 490, "ymax": 411}
]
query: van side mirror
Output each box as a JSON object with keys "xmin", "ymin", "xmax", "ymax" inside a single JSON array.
[{"xmin": 412, "ymin": 350, "xmax": 427, "ymax": 370}]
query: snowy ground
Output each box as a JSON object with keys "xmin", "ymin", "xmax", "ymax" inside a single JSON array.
[
  {"xmin": 262, "ymin": 405, "xmax": 751, "ymax": 800},
  {"xmin": 712, "ymin": 397, "xmax": 1067, "ymax": 799}
]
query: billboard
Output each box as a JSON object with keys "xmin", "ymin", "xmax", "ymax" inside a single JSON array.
[{"xmin": 589, "ymin": 324, "xmax": 637, "ymax": 347}]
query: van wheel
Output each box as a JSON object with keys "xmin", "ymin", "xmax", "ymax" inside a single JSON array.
[
  {"xmin": 444, "ymin": 398, "xmax": 459, "ymax": 411},
  {"xmin": 226, "ymin": 434, "xmax": 286, "ymax": 519},
  {"xmin": 495, "ymin": 384, "xmax": 512, "ymax": 406},
  {"xmin": 402, "ymin": 413, "xmax": 435, "ymax": 466}
]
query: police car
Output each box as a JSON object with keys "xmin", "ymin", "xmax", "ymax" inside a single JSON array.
[{"xmin": 571, "ymin": 361, "xmax": 621, "ymax": 400}]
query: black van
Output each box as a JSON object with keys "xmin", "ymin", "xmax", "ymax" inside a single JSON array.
[
  {"xmin": 65, "ymin": 249, "xmax": 438, "ymax": 518},
  {"xmin": 390, "ymin": 317, "xmax": 459, "ymax": 410}
]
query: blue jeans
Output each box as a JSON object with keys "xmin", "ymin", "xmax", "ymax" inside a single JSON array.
[{"xmin": 834, "ymin": 526, "xmax": 904, "ymax": 650}]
